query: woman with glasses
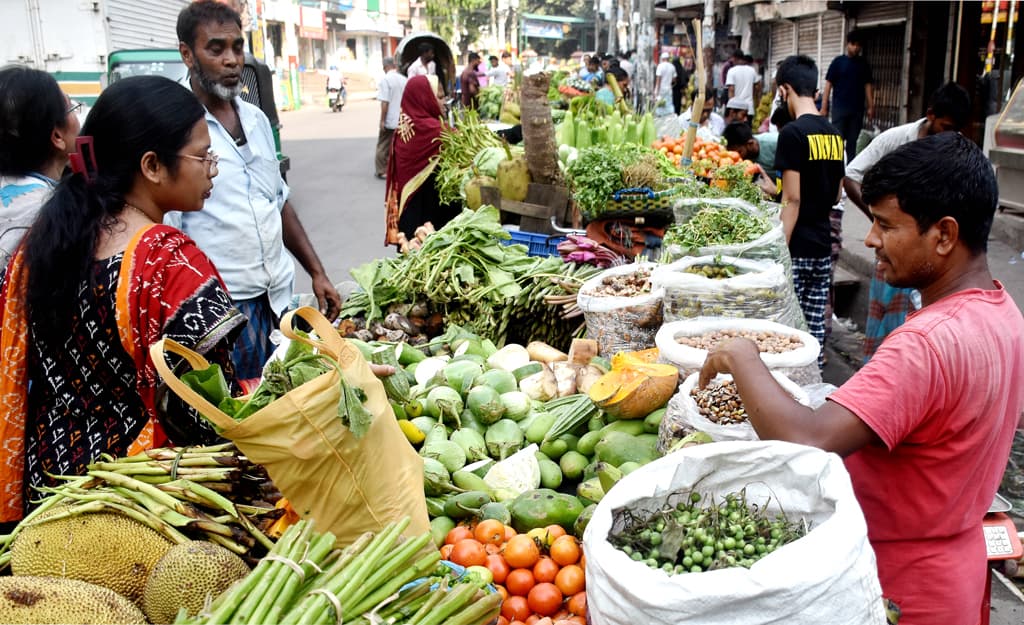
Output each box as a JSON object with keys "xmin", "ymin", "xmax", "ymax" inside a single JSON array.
[
  {"xmin": 0, "ymin": 66, "xmax": 82, "ymax": 270},
  {"xmin": 0, "ymin": 76, "xmax": 245, "ymax": 525}
]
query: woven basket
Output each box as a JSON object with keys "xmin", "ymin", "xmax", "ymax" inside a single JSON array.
[{"xmin": 582, "ymin": 186, "xmax": 682, "ymax": 223}]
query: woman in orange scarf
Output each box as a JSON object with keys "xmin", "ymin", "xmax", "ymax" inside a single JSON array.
[
  {"xmin": 0, "ymin": 76, "xmax": 244, "ymax": 525},
  {"xmin": 384, "ymin": 75, "xmax": 461, "ymax": 247}
]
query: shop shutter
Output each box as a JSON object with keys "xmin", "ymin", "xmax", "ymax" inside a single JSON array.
[
  {"xmin": 107, "ymin": 0, "xmax": 189, "ymax": 50},
  {"xmin": 769, "ymin": 20, "xmax": 796, "ymax": 77},
  {"xmin": 858, "ymin": 23, "xmax": 906, "ymax": 130},
  {"xmin": 819, "ymin": 11, "xmax": 846, "ymax": 86},
  {"xmin": 853, "ymin": 2, "xmax": 909, "ymax": 27}
]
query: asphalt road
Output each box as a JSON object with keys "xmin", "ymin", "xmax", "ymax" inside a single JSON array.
[{"xmin": 277, "ymin": 94, "xmax": 395, "ymax": 298}]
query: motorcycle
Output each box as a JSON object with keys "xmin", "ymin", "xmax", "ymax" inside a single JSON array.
[{"xmin": 327, "ymin": 79, "xmax": 347, "ymax": 112}]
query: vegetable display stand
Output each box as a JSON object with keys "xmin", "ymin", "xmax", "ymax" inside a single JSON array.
[{"xmin": 481, "ymin": 183, "xmax": 571, "ymax": 234}]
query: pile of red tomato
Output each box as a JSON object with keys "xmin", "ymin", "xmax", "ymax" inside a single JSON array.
[{"xmin": 441, "ymin": 519, "xmax": 588, "ymax": 625}]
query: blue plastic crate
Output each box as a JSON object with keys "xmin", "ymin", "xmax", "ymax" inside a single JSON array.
[{"xmin": 501, "ymin": 229, "xmax": 566, "ymax": 257}]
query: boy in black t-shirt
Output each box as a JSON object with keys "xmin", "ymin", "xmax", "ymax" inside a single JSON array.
[{"xmin": 773, "ymin": 55, "xmax": 845, "ymax": 366}]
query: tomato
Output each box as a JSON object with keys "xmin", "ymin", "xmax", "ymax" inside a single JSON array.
[
  {"xmin": 495, "ymin": 585, "xmax": 509, "ymax": 601},
  {"xmin": 526, "ymin": 616, "xmax": 543, "ymax": 625},
  {"xmin": 533, "ymin": 556, "xmax": 560, "ymax": 583},
  {"xmin": 497, "ymin": 617, "xmax": 510, "ymax": 625},
  {"xmin": 486, "ymin": 554, "xmax": 511, "ymax": 585},
  {"xmin": 449, "ymin": 538, "xmax": 487, "ymax": 568},
  {"xmin": 719, "ymin": 157, "xmax": 734, "ymax": 167},
  {"xmin": 440, "ymin": 544, "xmax": 454, "ymax": 559},
  {"xmin": 556, "ymin": 617, "xmax": 586, "ymax": 625},
  {"xmin": 549, "ymin": 536, "xmax": 581, "ymax": 566},
  {"xmin": 445, "ymin": 526, "xmax": 473, "ymax": 545},
  {"xmin": 475, "ymin": 519, "xmax": 506, "ymax": 546},
  {"xmin": 504, "ymin": 534, "xmax": 541, "ymax": 569},
  {"xmin": 567, "ymin": 590, "xmax": 587, "ymax": 616},
  {"xmin": 554, "ymin": 564, "xmax": 585, "ymax": 596},
  {"xmin": 485, "ymin": 543, "xmax": 502, "ymax": 555},
  {"xmin": 504, "ymin": 526, "xmax": 518, "ymax": 542},
  {"xmin": 527, "ymin": 582, "xmax": 564, "ymax": 617},
  {"xmin": 501, "ymin": 595, "xmax": 531, "ymax": 622},
  {"xmin": 534, "ymin": 618, "xmax": 554, "ymax": 625},
  {"xmin": 505, "ymin": 568, "xmax": 536, "ymax": 597}
]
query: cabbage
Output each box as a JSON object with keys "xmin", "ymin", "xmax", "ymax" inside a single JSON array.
[
  {"xmin": 483, "ymin": 443, "xmax": 541, "ymax": 499},
  {"xmin": 472, "ymin": 146, "xmax": 508, "ymax": 178}
]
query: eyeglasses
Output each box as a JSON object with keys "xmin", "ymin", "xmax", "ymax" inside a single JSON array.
[
  {"xmin": 67, "ymin": 100, "xmax": 83, "ymax": 115},
  {"xmin": 177, "ymin": 149, "xmax": 220, "ymax": 172}
]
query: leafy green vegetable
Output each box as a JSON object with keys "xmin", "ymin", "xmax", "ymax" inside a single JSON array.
[
  {"xmin": 664, "ymin": 206, "xmax": 772, "ymax": 250},
  {"xmin": 565, "ymin": 144, "xmax": 677, "ymax": 219}
]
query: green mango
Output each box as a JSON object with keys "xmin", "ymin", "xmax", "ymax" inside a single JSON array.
[
  {"xmin": 595, "ymin": 431, "xmax": 659, "ymax": 467},
  {"xmin": 525, "ymin": 411, "xmax": 558, "ymax": 445},
  {"xmin": 559, "ymin": 451, "xmax": 589, "ymax": 481},
  {"xmin": 430, "ymin": 516, "xmax": 456, "ymax": 547},
  {"xmin": 600, "ymin": 420, "xmax": 647, "ymax": 436},
  {"xmin": 538, "ymin": 458, "xmax": 563, "ymax": 489},
  {"xmin": 574, "ymin": 503, "xmax": 596, "ymax": 539},
  {"xmin": 508, "ymin": 488, "xmax": 585, "ymax": 533},
  {"xmin": 643, "ymin": 408, "xmax": 667, "ymax": 434},
  {"xmin": 576, "ymin": 430, "xmax": 603, "ymax": 457},
  {"xmin": 539, "ymin": 438, "xmax": 569, "ymax": 461}
]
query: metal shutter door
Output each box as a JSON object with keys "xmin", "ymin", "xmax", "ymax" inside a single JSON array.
[
  {"xmin": 107, "ymin": 0, "xmax": 190, "ymax": 50},
  {"xmin": 853, "ymin": 3, "xmax": 909, "ymax": 27},
  {"xmin": 769, "ymin": 21, "xmax": 796, "ymax": 78},
  {"xmin": 859, "ymin": 23, "xmax": 906, "ymax": 130},
  {"xmin": 819, "ymin": 12, "xmax": 845, "ymax": 88}
]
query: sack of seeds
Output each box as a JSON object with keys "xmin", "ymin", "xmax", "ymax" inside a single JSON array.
[
  {"xmin": 655, "ymin": 318, "xmax": 821, "ymax": 386},
  {"xmin": 650, "ymin": 256, "xmax": 807, "ymax": 331},
  {"xmin": 578, "ymin": 262, "xmax": 664, "ymax": 357},
  {"xmin": 659, "ymin": 371, "xmax": 809, "ymax": 449}
]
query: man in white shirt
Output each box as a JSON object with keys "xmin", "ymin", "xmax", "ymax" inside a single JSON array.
[
  {"xmin": 376, "ymin": 57, "xmax": 407, "ymax": 179},
  {"xmin": 653, "ymin": 52, "xmax": 676, "ymax": 115},
  {"xmin": 407, "ymin": 43, "xmax": 436, "ymax": 77},
  {"xmin": 726, "ymin": 50, "xmax": 760, "ymax": 115},
  {"xmin": 680, "ymin": 89, "xmax": 725, "ymax": 140},
  {"xmin": 486, "ymin": 55, "xmax": 510, "ymax": 87},
  {"xmin": 173, "ymin": 1, "xmax": 340, "ymax": 379},
  {"xmin": 842, "ymin": 82, "xmax": 971, "ymax": 361}
]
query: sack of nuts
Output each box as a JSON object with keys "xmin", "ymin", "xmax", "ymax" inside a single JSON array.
[
  {"xmin": 578, "ymin": 262, "xmax": 664, "ymax": 357},
  {"xmin": 658, "ymin": 371, "xmax": 809, "ymax": 451},
  {"xmin": 655, "ymin": 318, "xmax": 822, "ymax": 386}
]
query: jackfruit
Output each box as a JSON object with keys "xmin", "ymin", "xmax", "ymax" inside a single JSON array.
[
  {"xmin": 142, "ymin": 540, "xmax": 251, "ymax": 624},
  {"xmin": 464, "ymin": 167, "xmax": 496, "ymax": 211},
  {"xmin": 0, "ymin": 575, "xmax": 146, "ymax": 624},
  {"xmin": 10, "ymin": 510, "xmax": 174, "ymax": 605}
]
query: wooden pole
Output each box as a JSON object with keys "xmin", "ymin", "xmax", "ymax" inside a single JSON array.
[{"xmin": 682, "ymin": 18, "xmax": 705, "ymax": 165}]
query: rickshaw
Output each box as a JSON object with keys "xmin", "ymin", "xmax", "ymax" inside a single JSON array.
[{"xmin": 396, "ymin": 31, "xmax": 456, "ymax": 98}]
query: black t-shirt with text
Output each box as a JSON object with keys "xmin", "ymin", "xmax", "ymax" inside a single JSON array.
[{"xmin": 773, "ymin": 114, "xmax": 845, "ymax": 258}]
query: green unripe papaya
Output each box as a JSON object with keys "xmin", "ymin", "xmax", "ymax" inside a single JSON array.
[
  {"xmin": 574, "ymin": 503, "xmax": 596, "ymax": 538},
  {"xmin": 508, "ymin": 488, "xmax": 584, "ymax": 533}
]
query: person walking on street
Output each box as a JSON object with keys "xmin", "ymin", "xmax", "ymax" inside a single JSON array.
[
  {"xmin": 700, "ymin": 132, "xmax": 1023, "ymax": 625},
  {"xmin": 843, "ymin": 82, "xmax": 971, "ymax": 360},
  {"xmin": 375, "ymin": 57, "xmax": 407, "ymax": 180},
  {"xmin": 461, "ymin": 52, "xmax": 482, "ymax": 110},
  {"xmin": 171, "ymin": 0, "xmax": 341, "ymax": 381},
  {"xmin": 407, "ymin": 43, "xmax": 436, "ymax": 77},
  {"xmin": 0, "ymin": 67, "xmax": 81, "ymax": 271},
  {"xmin": 773, "ymin": 55, "xmax": 845, "ymax": 367},
  {"xmin": 486, "ymin": 55, "xmax": 509, "ymax": 87},
  {"xmin": 653, "ymin": 52, "xmax": 676, "ymax": 116},
  {"xmin": 726, "ymin": 50, "xmax": 760, "ymax": 116},
  {"xmin": 821, "ymin": 30, "xmax": 874, "ymax": 163}
]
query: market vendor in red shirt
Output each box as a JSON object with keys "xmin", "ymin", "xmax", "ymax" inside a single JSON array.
[{"xmin": 699, "ymin": 132, "xmax": 1024, "ymax": 625}]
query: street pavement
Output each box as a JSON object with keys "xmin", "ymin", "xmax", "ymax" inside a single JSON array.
[
  {"xmin": 277, "ymin": 97, "xmax": 1024, "ymax": 620},
  {"xmin": 278, "ymin": 93, "xmax": 394, "ymax": 297}
]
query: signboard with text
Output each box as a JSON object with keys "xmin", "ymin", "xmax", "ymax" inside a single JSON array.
[
  {"xmin": 523, "ymin": 19, "xmax": 564, "ymax": 40},
  {"xmin": 299, "ymin": 6, "xmax": 327, "ymax": 40}
]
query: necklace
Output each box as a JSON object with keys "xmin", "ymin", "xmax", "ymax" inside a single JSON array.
[{"xmin": 123, "ymin": 203, "xmax": 156, "ymax": 223}]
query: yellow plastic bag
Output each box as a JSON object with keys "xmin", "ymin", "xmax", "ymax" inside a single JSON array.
[{"xmin": 150, "ymin": 306, "xmax": 429, "ymax": 546}]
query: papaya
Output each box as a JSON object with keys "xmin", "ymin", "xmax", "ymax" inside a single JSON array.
[
  {"xmin": 588, "ymin": 356, "xmax": 678, "ymax": 420},
  {"xmin": 594, "ymin": 431, "xmax": 659, "ymax": 467},
  {"xmin": 509, "ymin": 488, "xmax": 584, "ymax": 533}
]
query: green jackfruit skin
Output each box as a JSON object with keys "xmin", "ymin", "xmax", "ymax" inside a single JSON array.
[
  {"xmin": 142, "ymin": 540, "xmax": 251, "ymax": 624},
  {"xmin": 0, "ymin": 575, "xmax": 146, "ymax": 624},
  {"xmin": 10, "ymin": 511, "xmax": 174, "ymax": 604}
]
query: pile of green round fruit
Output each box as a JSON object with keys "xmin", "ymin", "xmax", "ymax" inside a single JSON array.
[{"xmin": 608, "ymin": 490, "xmax": 807, "ymax": 575}]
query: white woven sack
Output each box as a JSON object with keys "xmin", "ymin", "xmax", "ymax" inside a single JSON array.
[
  {"xmin": 662, "ymin": 372, "xmax": 809, "ymax": 444},
  {"xmin": 655, "ymin": 318, "xmax": 821, "ymax": 385},
  {"xmin": 578, "ymin": 262, "xmax": 664, "ymax": 356},
  {"xmin": 584, "ymin": 440, "xmax": 885, "ymax": 625}
]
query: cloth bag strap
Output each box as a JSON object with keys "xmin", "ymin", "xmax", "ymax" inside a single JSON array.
[{"xmin": 149, "ymin": 338, "xmax": 237, "ymax": 431}]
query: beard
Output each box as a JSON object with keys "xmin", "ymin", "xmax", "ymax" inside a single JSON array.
[{"xmin": 191, "ymin": 57, "xmax": 242, "ymax": 101}]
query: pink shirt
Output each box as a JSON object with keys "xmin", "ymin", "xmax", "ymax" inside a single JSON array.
[{"xmin": 830, "ymin": 282, "xmax": 1024, "ymax": 625}]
